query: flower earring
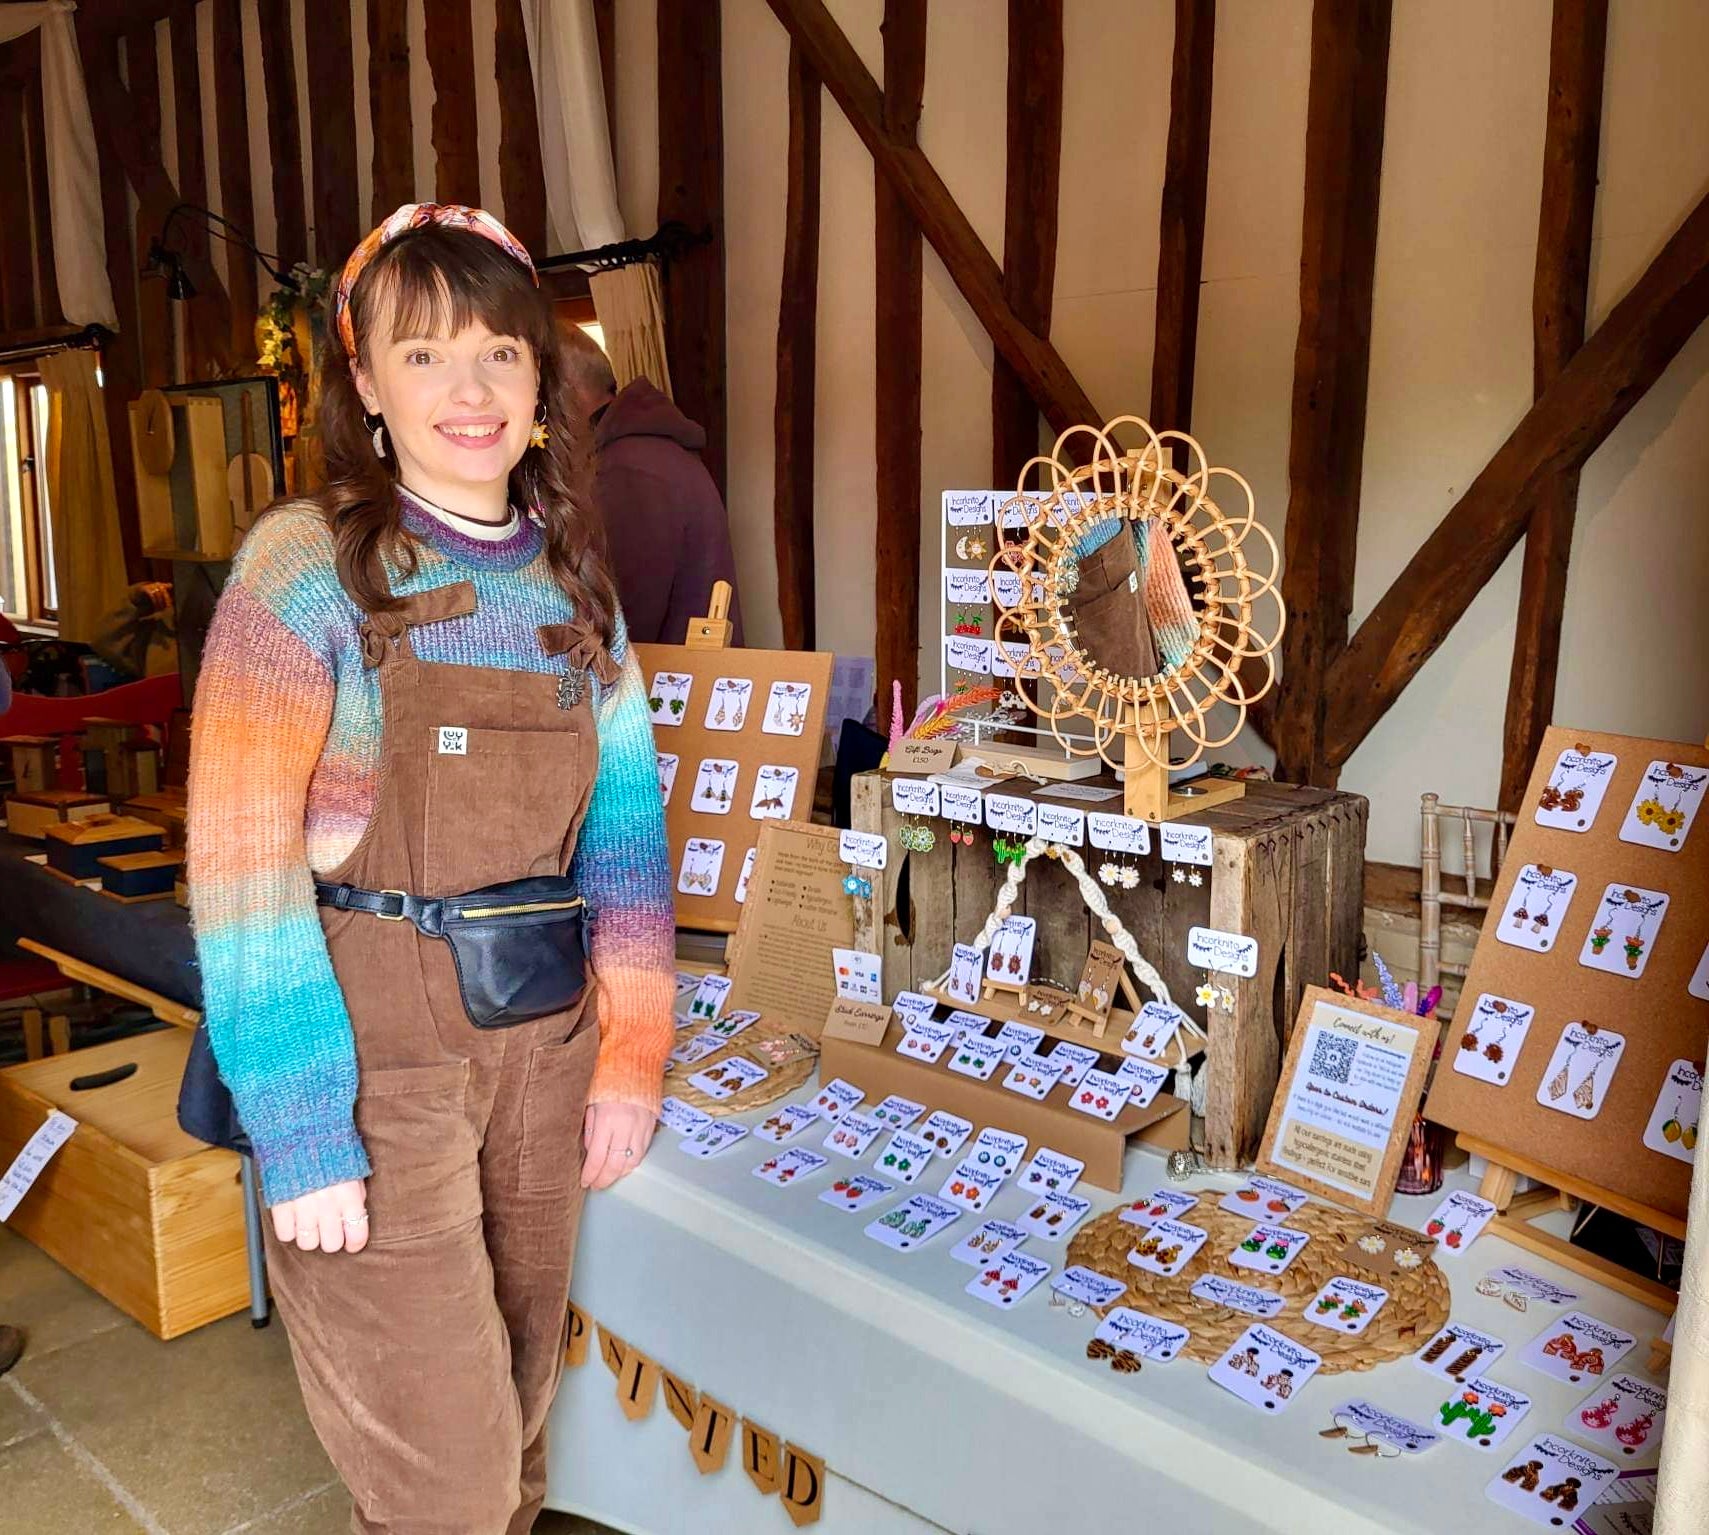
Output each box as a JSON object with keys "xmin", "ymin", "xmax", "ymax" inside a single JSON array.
[{"xmin": 529, "ymin": 403, "xmax": 551, "ymax": 451}]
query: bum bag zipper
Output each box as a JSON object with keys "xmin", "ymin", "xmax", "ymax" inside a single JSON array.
[{"xmin": 455, "ymin": 897, "xmax": 585, "ymax": 919}]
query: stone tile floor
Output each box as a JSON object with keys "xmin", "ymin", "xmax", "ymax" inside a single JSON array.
[{"xmin": 0, "ymin": 1224, "xmax": 614, "ymax": 1535}]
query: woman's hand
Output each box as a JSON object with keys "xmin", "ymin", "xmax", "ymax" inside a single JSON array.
[
  {"xmin": 582, "ymin": 1102, "xmax": 655, "ymax": 1190},
  {"xmin": 270, "ymin": 1179, "xmax": 370, "ymax": 1254}
]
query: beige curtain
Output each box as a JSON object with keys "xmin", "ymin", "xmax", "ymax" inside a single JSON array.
[
  {"xmin": 1657, "ymin": 1152, "xmax": 1706, "ymax": 1529},
  {"xmin": 588, "ymin": 264, "xmax": 673, "ymax": 396},
  {"xmin": 38, "ymin": 349, "xmax": 127, "ymax": 643}
]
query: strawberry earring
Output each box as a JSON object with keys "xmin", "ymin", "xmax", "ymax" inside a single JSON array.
[{"xmin": 529, "ymin": 402, "xmax": 550, "ymax": 450}]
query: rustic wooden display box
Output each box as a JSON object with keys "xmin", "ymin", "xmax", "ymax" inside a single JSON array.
[
  {"xmin": 0, "ymin": 1031, "xmax": 250, "ymax": 1339},
  {"xmin": 43, "ymin": 815, "xmax": 166, "ymax": 880},
  {"xmin": 851, "ymin": 773, "xmax": 1367, "ymax": 1168},
  {"xmin": 122, "ymin": 789, "xmax": 189, "ymax": 848},
  {"xmin": 4, "ymin": 790, "xmax": 110, "ymax": 840}
]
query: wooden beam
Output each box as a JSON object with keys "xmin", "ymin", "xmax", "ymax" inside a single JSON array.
[
  {"xmin": 368, "ymin": 0, "xmax": 413, "ymax": 225},
  {"xmin": 211, "ymin": 0, "xmax": 257, "ymax": 361},
  {"xmin": 593, "ymin": 0, "xmax": 618, "ymax": 150},
  {"xmin": 1149, "ymin": 0, "xmax": 1215, "ymax": 442},
  {"xmin": 657, "ymin": 0, "xmax": 727, "ymax": 494},
  {"xmin": 170, "ymin": 8, "xmax": 228, "ymax": 375},
  {"xmin": 875, "ymin": 0, "xmax": 925, "ymax": 714},
  {"xmin": 424, "ymin": 0, "xmax": 480, "ymax": 206},
  {"xmin": 1326, "ymin": 184, "xmax": 1709, "ymax": 770},
  {"xmin": 774, "ymin": 43, "xmax": 822, "ymax": 652},
  {"xmin": 766, "ymin": 0, "xmax": 1103, "ymax": 439},
  {"xmin": 1499, "ymin": 0, "xmax": 1607, "ymax": 810},
  {"xmin": 493, "ymin": 0, "xmax": 546, "ymax": 255},
  {"xmin": 0, "ymin": 89, "xmax": 34, "ymax": 333},
  {"xmin": 305, "ymin": 1, "xmax": 359, "ymax": 268},
  {"xmin": 255, "ymin": 0, "xmax": 306, "ymax": 270},
  {"xmin": 991, "ymin": 0, "xmax": 1062, "ymax": 489},
  {"xmin": 1271, "ymin": 0, "xmax": 1392, "ymax": 786}
]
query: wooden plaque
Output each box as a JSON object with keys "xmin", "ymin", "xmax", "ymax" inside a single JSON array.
[
  {"xmin": 1255, "ymin": 985, "xmax": 1437, "ymax": 1218},
  {"xmin": 1424, "ymin": 726, "xmax": 1709, "ymax": 1222},
  {"xmin": 633, "ymin": 641, "xmax": 833, "ymax": 934}
]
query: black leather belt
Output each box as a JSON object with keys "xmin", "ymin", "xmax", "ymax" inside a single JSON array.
[{"xmin": 315, "ymin": 881, "xmax": 448, "ymax": 935}]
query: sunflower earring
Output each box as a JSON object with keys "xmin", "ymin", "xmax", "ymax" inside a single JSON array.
[{"xmin": 529, "ymin": 403, "xmax": 551, "ymax": 450}]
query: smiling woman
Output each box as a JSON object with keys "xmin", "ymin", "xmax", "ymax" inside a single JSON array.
[{"xmin": 184, "ymin": 204, "xmax": 675, "ymax": 1535}]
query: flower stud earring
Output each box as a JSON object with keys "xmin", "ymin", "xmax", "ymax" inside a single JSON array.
[{"xmin": 529, "ymin": 403, "xmax": 551, "ymax": 450}]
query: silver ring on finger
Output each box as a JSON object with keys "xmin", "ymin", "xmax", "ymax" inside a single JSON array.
[
  {"xmin": 623, "ymin": 1147, "xmax": 634, "ymax": 1159},
  {"xmin": 343, "ymin": 1213, "xmax": 369, "ymax": 1226}
]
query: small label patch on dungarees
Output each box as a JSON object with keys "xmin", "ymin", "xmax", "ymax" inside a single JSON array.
[{"xmin": 438, "ymin": 726, "xmax": 468, "ymax": 754}]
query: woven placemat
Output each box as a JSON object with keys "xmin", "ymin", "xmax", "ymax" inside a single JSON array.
[
  {"xmin": 1064, "ymin": 1198, "xmax": 1451, "ymax": 1372},
  {"xmin": 664, "ymin": 1019, "xmax": 817, "ymax": 1116}
]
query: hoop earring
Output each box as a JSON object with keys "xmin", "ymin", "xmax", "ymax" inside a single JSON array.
[
  {"xmin": 367, "ymin": 414, "xmax": 386, "ymax": 459},
  {"xmin": 529, "ymin": 402, "xmax": 550, "ymax": 450}
]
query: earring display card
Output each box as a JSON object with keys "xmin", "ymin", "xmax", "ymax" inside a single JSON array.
[
  {"xmin": 1452, "ymin": 993, "xmax": 1537, "ymax": 1087},
  {"xmin": 1565, "ymin": 1373, "xmax": 1666, "ymax": 1461},
  {"xmin": 762, "ymin": 681, "xmax": 813, "ymax": 737},
  {"xmin": 1301, "ymin": 1277, "xmax": 1389, "ymax": 1336},
  {"xmin": 1534, "ymin": 745, "xmax": 1619, "ymax": 832},
  {"xmin": 1423, "ymin": 727, "xmax": 1709, "ymax": 1226},
  {"xmin": 1437, "ymin": 1376, "xmax": 1532, "ymax": 1451},
  {"xmin": 1641, "ymin": 1059, "xmax": 1702, "ymax": 1163},
  {"xmin": 1577, "ymin": 883, "xmax": 1670, "ymax": 980},
  {"xmin": 1094, "ymin": 1306, "xmax": 1191, "ymax": 1363},
  {"xmin": 657, "ymin": 753, "xmax": 679, "ymax": 805},
  {"xmin": 647, "ymin": 671, "xmax": 692, "ymax": 726},
  {"xmin": 1327, "ymin": 1402, "xmax": 1441, "ymax": 1455},
  {"xmin": 944, "ymin": 943, "xmax": 984, "ymax": 1005},
  {"xmin": 965, "ymin": 1250, "xmax": 1052, "ymax": 1309},
  {"xmin": 1228, "ymin": 1223, "xmax": 1312, "ymax": 1277},
  {"xmin": 1619, "ymin": 760, "xmax": 1707, "ymax": 852},
  {"xmin": 1050, "ymin": 1265, "xmax": 1129, "ymax": 1310},
  {"xmin": 1422, "ymin": 1189, "xmax": 1497, "ymax": 1252},
  {"xmin": 1534, "ymin": 1022, "xmax": 1627, "ymax": 1121},
  {"xmin": 703, "ymin": 678, "xmax": 754, "ymax": 731},
  {"xmin": 1121, "ymin": 1189, "xmax": 1199, "ymax": 1229},
  {"xmin": 690, "ymin": 759, "xmax": 739, "ymax": 815},
  {"xmin": 1495, "ymin": 865, "xmax": 1579, "ymax": 953},
  {"xmin": 1125, "ymin": 1217, "xmax": 1208, "ymax": 1278},
  {"xmin": 950, "ymin": 1218, "xmax": 1027, "ymax": 1267},
  {"xmin": 1208, "ymin": 1324, "xmax": 1322, "ymax": 1414},
  {"xmin": 677, "ymin": 838, "xmax": 726, "ymax": 898},
  {"xmin": 1518, "ymin": 1312, "xmax": 1638, "ymax": 1387},
  {"xmin": 1415, "ymin": 1322, "xmax": 1506, "ymax": 1383},
  {"xmin": 1484, "ymin": 1434, "xmax": 1619, "ymax": 1526},
  {"xmin": 1122, "ymin": 1001, "xmax": 1188, "ymax": 1061},
  {"xmin": 734, "ymin": 847, "xmax": 758, "ymax": 903},
  {"xmin": 749, "ymin": 765, "xmax": 800, "ymax": 821}
]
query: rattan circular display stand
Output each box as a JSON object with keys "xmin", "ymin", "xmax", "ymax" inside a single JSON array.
[
  {"xmin": 988, "ymin": 415, "xmax": 1284, "ymax": 825},
  {"xmin": 666, "ymin": 1017, "xmax": 817, "ymax": 1117},
  {"xmin": 1066, "ymin": 1201, "xmax": 1451, "ymax": 1372}
]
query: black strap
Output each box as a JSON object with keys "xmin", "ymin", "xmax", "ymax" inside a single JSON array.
[{"xmin": 314, "ymin": 881, "xmax": 444, "ymax": 930}]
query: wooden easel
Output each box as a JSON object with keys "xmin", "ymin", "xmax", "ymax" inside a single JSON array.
[
  {"xmin": 685, "ymin": 579, "xmax": 735, "ymax": 651},
  {"xmin": 1459, "ymin": 1132, "xmax": 1682, "ymax": 1312}
]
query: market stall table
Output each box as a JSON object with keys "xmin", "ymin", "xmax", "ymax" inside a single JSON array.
[{"xmin": 543, "ymin": 1085, "xmax": 1670, "ymax": 1534}]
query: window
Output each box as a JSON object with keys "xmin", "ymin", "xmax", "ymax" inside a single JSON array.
[{"xmin": 0, "ymin": 373, "xmax": 56, "ymax": 625}]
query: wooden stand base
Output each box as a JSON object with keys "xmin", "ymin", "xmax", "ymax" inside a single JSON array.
[
  {"xmin": 1458, "ymin": 1132, "xmax": 1680, "ymax": 1313},
  {"xmin": 1121, "ymin": 738, "xmax": 1246, "ymax": 824}
]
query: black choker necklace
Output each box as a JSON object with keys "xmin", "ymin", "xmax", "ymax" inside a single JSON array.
[{"xmin": 400, "ymin": 486, "xmax": 514, "ymax": 528}]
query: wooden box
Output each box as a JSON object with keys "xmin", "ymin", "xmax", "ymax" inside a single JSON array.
[
  {"xmin": 99, "ymin": 849, "xmax": 186, "ymax": 901},
  {"xmin": 44, "ymin": 815, "xmax": 166, "ymax": 880},
  {"xmin": 5, "ymin": 790, "xmax": 110, "ymax": 840},
  {"xmin": 852, "ymin": 774, "xmax": 1368, "ymax": 1169},
  {"xmin": 122, "ymin": 790, "xmax": 189, "ymax": 848},
  {"xmin": 0, "ymin": 1031, "xmax": 250, "ymax": 1339},
  {"xmin": 2, "ymin": 734, "xmax": 58, "ymax": 794}
]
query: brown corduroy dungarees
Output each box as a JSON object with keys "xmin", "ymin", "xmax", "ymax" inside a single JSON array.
[{"xmin": 265, "ymin": 581, "xmax": 604, "ymax": 1535}]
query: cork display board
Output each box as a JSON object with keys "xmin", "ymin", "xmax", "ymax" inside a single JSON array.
[
  {"xmin": 632, "ymin": 642, "xmax": 833, "ymax": 934},
  {"xmin": 1424, "ymin": 726, "xmax": 1709, "ymax": 1222},
  {"xmin": 1065, "ymin": 1199, "xmax": 1450, "ymax": 1371},
  {"xmin": 1255, "ymin": 987, "xmax": 1438, "ymax": 1219}
]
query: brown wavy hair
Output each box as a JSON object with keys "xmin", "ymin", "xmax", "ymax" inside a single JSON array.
[{"xmin": 315, "ymin": 224, "xmax": 616, "ymax": 644}]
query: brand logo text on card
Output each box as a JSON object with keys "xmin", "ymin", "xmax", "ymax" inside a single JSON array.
[
  {"xmin": 1188, "ymin": 926, "xmax": 1259, "ymax": 978},
  {"xmin": 1159, "ymin": 823, "xmax": 1213, "ymax": 864},
  {"xmin": 837, "ymin": 829, "xmax": 889, "ymax": 869}
]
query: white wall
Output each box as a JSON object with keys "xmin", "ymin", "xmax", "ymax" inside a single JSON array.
[{"xmin": 654, "ymin": 0, "xmax": 1709, "ymax": 867}]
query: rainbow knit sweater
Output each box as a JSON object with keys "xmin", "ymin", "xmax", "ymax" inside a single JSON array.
[{"xmin": 186, "ymin": 497, "xmax": 675, "ymax": 1205}]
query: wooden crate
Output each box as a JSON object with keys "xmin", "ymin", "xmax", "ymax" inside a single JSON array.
[
  {"xmin": 851, "ymin": 774, "xmax": 1368, "ymax": 1169},
  {"xmin": 0, "ymin": 1031, "xmax": 249, "ymax": 1340}
]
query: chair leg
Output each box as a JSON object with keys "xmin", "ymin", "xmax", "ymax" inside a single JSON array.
[
  {"xmin": 48, "ymin": 1015, "xmax": 70, "ymax": 1055},
  {"xmin": 21, "ymin": 1008, "xmax": 43, "ymax": 1061}
]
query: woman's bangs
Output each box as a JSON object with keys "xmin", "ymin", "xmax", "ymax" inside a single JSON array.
[{"xmin": 353, "ymin": 229, "xmax": 545, "ymax": 354}]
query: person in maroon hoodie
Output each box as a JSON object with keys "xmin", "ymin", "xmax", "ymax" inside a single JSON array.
[{"xmin": 561, "ymin": 326, "xmax": 744, "ymax": 646}]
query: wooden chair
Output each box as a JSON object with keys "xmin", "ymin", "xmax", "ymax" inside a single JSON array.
[{"xmin": 1418, "ymin": 792, "xmax": 1516, "ymax": 993}]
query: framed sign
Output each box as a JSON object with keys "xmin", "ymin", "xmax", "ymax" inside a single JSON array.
[{"xmin": 1256, "ymin": 985, "xmax": 1437, "ymax": 1217}]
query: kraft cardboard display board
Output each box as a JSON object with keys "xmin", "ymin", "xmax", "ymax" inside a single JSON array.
[
  {"xmin": 1425, "ymin": 726, "xmax": 1709, "ymax": 1226},
  {"xmin": 633, "ymin": 637, "xmax": 832, "ymax": 934},
  {"xmin": 723, "ymin": 822, "xmax": 854, "ymax": 1035},
  {"xmin": 818, "ymin": 1018, "xmax": 1188, "ymax": 1192},
  {"xmin": 1255, "ymin": 986, "xmax": 1436, "ymax": 1219}
]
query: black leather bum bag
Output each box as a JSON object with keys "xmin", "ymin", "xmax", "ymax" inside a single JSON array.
[{"xmin": 314, "ymin": 874, "xmax": 593, "ymax": 1029}]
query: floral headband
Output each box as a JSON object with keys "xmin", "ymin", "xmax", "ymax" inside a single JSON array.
[{"xmin": 333, "ymin": 202, "xmax": 538, "ymax": 357}]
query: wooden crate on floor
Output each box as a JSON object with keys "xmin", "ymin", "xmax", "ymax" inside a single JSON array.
[
  {"xmin": 851, "ymin": 774, "xmax": 1368, "ymax": 1169},
  {"xmin": 0, "ymin": 1030, "xmax": 249, "ymax": 1339}
]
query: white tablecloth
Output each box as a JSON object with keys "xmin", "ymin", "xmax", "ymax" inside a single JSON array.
[{"xmin": 544, "ymin": 1096, "xmax": 1670, "ymax": 1535}]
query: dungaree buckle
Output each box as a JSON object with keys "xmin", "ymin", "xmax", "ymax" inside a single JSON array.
[{"xmin": 376, "ymin": 889, "xmax": 409, "ymax": 920}]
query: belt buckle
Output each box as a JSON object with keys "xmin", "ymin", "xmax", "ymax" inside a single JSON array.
[{"xmin": 376, "ymin": 889, "xmax": 408, "ymax": 921}]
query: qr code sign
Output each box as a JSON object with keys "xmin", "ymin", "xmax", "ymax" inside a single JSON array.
[{"xmin": 1308, "ymin": 1031, "xmax": 1358, "ymax": 1085}]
